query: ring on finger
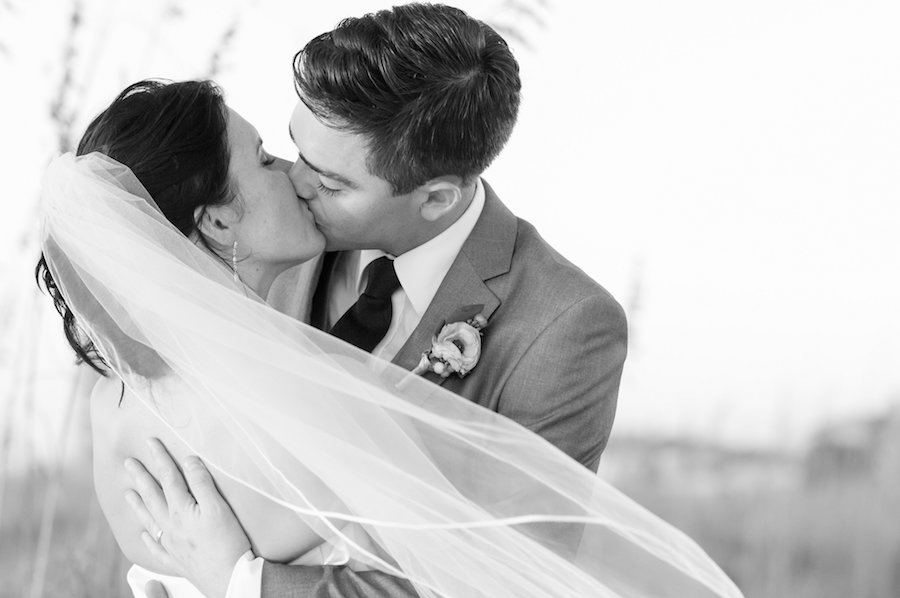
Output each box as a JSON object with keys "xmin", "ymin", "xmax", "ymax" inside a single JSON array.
[{"xmin": 154, "ymin": 528, "xmax": 164, "ymax": 543}]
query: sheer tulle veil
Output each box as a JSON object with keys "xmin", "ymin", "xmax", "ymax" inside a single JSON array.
[{"xmin": 40, "ymin": 152, "xmax": 744, "ymax": 598}]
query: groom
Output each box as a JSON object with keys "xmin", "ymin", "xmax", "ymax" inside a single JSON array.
[{"xmin": 135, "ymin": 4, "xmax": 627, "ymax": 597}]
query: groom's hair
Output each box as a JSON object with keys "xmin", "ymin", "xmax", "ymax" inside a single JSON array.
[{"xmin": 292, "ymin": 3, "xmax": 521, "ymax": 195}]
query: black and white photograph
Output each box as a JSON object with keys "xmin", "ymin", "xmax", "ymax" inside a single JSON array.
[{"xmin": 1, "ymin": 1, "xmax": 898, "ymax": 597}]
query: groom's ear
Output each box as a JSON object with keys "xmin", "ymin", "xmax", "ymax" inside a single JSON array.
[
  {"xmin": 418, "ymin": 177, "xmax": 465, "ymax": 223},
  {"xmin": 194, "ymin": 203, "xmax": 240, "ymax": 246}
]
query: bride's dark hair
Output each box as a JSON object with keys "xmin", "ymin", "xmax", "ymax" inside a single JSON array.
[{"xmin": 36, "ymin": 79, "xmax": 235, "ymax": 375}]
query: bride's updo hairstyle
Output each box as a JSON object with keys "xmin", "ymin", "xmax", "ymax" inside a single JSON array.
[{"xmin": 36, "ymin": 79, "xmax": 235, "ymax": 375}]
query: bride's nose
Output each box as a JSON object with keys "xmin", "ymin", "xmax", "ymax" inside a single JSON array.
[{"xmin": 271, "ymin": 157, "xmax": 292, "ymax": 173}]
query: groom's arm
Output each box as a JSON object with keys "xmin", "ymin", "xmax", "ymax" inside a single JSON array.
[
  {"xmin": 500, "ymin": 292, "xmax": 627, "ymax": 472},
  {"xmin": 260, "ymin": 563, "xmax": 417, "ymax": 598}
]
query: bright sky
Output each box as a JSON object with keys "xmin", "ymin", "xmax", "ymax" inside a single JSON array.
[{"xmin": 1, "ymin": 0, "xmax": 898, "ymax": 449}]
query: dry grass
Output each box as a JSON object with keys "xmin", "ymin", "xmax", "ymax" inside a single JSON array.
[
  {"xmin": 2, "ymin": 414, "xmax": 898, "ymax": 597},
  {"xmin": 0, "ymin": 470, "xmax": 129, "ymax": 598},
  {"xmin": 608, "ymin": 452, "xmax": 900, "ymax": 598}
]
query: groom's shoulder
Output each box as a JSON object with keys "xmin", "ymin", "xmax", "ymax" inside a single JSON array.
[
  {"xmin": 507, "ymin": 215, "xmax": 622, "ymax": 318},
  {"xmin": 470, "ymin": 182, "xmax": 623, "ymax": 329}
]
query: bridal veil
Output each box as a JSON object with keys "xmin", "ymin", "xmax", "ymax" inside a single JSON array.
[{"xmin": 40, "ymin": 152, "xmax": 743, "ymax": 598}]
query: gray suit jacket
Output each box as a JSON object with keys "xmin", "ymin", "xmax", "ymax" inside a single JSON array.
[{"xmin": 262, "ymin": 182, "xmax": 627, "ymax": 597}]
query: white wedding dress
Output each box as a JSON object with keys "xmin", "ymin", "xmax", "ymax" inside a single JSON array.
[{"xmin": 41, "ymin": 152, "xmax": 744, "ymax": 598}]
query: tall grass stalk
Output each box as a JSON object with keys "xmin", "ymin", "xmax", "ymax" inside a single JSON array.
[
  {"xmin": 0, "ymin": 352, "xmax": 19, "ymax": 537},
  {"xmin": 27, "ymin": 368, "xmax": 82, "ymax": 598}
]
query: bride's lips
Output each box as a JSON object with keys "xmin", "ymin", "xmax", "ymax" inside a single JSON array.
[{"xmin": 297, "ymin": 197, "xmax": 322, "ymax": 228}]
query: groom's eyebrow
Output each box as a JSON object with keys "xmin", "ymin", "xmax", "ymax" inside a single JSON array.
[{"xmin": 289, "ymin": 125, "xmax": 358, "ymax": 190}]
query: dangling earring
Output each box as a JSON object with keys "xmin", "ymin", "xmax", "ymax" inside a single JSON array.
[{"xmin": 232, "ymin": 240, "xmax": 240, "ymax": 283}]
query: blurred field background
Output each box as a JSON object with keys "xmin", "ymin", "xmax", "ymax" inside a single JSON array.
[
  {"xmin": 2, "ymin": 0, "xmax": 899, "ymax": 596},
  {"xmin": 3, "ymin": 395, "xmax": 899, "ymax": 598}
]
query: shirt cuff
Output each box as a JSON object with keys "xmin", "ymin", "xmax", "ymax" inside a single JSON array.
[{"xmin": 225, "ymin": 550, "xmax": 264, "ymax": 598}]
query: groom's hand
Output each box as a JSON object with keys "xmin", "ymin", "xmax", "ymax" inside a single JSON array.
[{"xmin": 124, "ymin": 438, "xmax": 252, "ymax": 598}]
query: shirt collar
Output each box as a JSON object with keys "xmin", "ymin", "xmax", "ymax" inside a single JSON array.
[{"xmin": 354, "ymin": 179, "xmax": 486, "ymax": 316}]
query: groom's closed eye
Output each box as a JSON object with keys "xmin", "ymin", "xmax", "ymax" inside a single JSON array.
[
  {"xmin": 296, "ymin": 151, "xmax": 358, "ymax": 191},
  {"xmin": 316, "ymin": 182, "xmax": 341, "ymax": 197}
]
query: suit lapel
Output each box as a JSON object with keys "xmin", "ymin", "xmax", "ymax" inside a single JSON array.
[
  {"xmin": 391, "ymin": 257, "xmax": 501, "ymax": 374},
  {"xmin": 392, "ymin": 180, "xmax": 518, "ymax": 377}
]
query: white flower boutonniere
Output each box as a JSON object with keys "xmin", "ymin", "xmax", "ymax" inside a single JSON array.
[{"xmin": 413, "ymin": 304, "xmax": 488, "ymax": 379}]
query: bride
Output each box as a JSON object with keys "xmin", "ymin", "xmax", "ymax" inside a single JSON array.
[
  {"xmin": 38, "ymin": 79, "xmax": 744, "ymax": 598},
  {"xmin": 37, "ymin": 79, "xmax": 342, "ymax": 597}
]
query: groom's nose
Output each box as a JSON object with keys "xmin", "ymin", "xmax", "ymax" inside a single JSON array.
[{"xmin": 288, "ymin": 160, "xmax": 317, "ymax": 200}]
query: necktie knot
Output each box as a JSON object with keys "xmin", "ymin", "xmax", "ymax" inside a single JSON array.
[{"xmin": 363, "ymin": 256, "xmax": 400, "ymax": 299}]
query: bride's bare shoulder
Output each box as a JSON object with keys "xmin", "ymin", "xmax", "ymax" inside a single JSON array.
[
  {"xmin": 90, "ymin": 373, "xmax": 122, "ymax": 405},
  {"xmin": 89, "ymin": 374, "xmax": 166, "ymax": 570},
  {"xmin": 89, "ymin": 375, "xmax": 127, "ymax": 442},
  {"xmin": 89, "ymin": 375, "xmax": 154, "ymax": 450}
]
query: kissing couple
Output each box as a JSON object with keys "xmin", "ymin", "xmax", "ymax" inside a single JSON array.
[{"xmin": 38, "ymin": 3, "xmax": 742, "ymax": 598}]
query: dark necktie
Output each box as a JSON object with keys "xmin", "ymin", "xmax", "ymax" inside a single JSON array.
[{"xmin": 329, "ymin": 256, "xmax": 401, "ymax": 352}]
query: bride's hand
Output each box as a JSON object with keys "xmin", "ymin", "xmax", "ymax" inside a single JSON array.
[{"xmin": 124, "ymin": 438, "xmax": 252, "ymax": 598}]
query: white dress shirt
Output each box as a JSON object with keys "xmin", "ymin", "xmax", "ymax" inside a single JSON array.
[
  {"xmin": 126, "ymin": 552, "xmax": 263, "ymax": 598},
  {"xmin": 325, "ymin": 179, "xmax": 486, "ymax": 361}
]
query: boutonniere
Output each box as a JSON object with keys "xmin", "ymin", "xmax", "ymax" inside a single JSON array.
[{"xmin": 412, "ymin": 304, "xmax": 488, "ymax": 379}]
